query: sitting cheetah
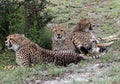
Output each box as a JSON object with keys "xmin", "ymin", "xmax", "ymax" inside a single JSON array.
[
  {"xmin": 5, "ymin": 34, "xmax": 86, "ymax": 67},
  {"xmin": 70, "ymin": 19, "xmax": 98, "ymax": 54},
  {"xmin": 70, "ymin": 19, "xmax": 108, "ymax": 58},
  {"xmin": 51, "ymin": 25, "xmax": 75, "ymax": 52}
]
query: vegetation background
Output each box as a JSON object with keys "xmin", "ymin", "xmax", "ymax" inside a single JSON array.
[{"xmin": 0, "ymin": 0, "xmax": 120, "ymax": 84}]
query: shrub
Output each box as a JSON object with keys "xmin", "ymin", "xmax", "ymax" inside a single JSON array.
[{"xmin": 0, "ymin": 0, "xmax": 53, "ymax": 51}]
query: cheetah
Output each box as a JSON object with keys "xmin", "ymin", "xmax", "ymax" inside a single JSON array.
[
  {"xmin": 51, "ymin": 25, "xmax": 75, "ymax": 52},
  {"xmin": 71, "ymin": 19, "xmax": 116, "ymax": 58},
  {"xmin": 70, "ymin": 19, "xmax": 108, "ymax": 58},
  {"xmin": 70, "ymin": 19, "xmax": 97, "ymax": 54},
  {"xmin": 5, "ymin": 34, "xmax": 86, "ymax": 67}
]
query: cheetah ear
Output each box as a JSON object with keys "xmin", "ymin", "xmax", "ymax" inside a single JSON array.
[
  {"xmin": 65, "ymin": 25, "xmax": 69, "ymax": 30},
  {"xmin": 47, "ymin": 23, "xmax": 58, "ymax": 31},
  {"xmin": 73, "ymin": 22, "xmax": 81, "ymax": 32},
  {"xmin": 65, "ymin": 25, "xmax": 70, "ymax": 32},
  {"xmin": 51, "ymin": 24, "xmax": 58, "ymax": 31},
  {"xmin": 77, "ymin": 22, "xmax": 81, "ymax": 27},
  {"xmin": 19, "ymin": 35, "xmax": 26, "ymax": 42},
  {"xmin": 76, "ymin": 22, "xmax": 81, "ymax": 28}
]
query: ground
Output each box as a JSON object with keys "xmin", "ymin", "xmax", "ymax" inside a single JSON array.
[{"xmin": 0, "ymin": 0, "xmax": 120, "ymax": 84}]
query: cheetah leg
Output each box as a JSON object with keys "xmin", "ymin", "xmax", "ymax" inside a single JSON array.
[
  {"xmin": 91, "ymin": 51, "xmax": 106, "ymax": 59},
  {"xmin": 90, "ymin": 41, "xmax": 108, "ymax": 59},
  {"xmin": 96, "ymin": 41, "xmax": 114, "ymax": 47}
]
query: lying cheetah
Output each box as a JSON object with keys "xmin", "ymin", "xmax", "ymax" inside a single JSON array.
[{"xmin": 5, "ymin": 34, "xmax": 86, "ymax": 67}]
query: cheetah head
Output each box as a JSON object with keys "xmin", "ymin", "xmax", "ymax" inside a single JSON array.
[
  {"xmin": 52, "ymin": 25, "xmax": 67, "ymax": 41},
  {"xmin": 5, "ymin": 34, "xmax": 29, "ymax": 51},
  {"xmin": 74, "ymin": 19, "xmax": 93, "ymax": 32}
]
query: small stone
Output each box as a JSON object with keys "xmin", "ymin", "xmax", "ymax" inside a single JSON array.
[{"xmin": 35, "ymin": 80, "xmax": 41, "ymax": 84}]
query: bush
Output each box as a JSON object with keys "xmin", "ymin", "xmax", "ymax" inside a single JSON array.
[{"xmin": 0, "ymin": 0, "xmax": 53, "ymax": 51}]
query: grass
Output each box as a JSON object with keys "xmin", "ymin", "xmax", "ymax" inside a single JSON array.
[
  {"xmin": 0, "ymin": 62, "xmax": 65, "ymax": 84},
  {"xmin": 101, "ymin": 24, "xmax": 116, "ymax": 34},
  {"xmin": 0, "ymin": 51, "xmax": 15, "ymax": 70},
  {"xmin": 89, "ymin": 62, "xmax": 120, "ymax": 84},
  {"xmin": 0, "ymin": 0, "xmax": 120, "ymax": 84},
  {"xmin": 112, "ymin": 39, "xmax": 120, "ymax": 51},
  {"xmin": 70, "ymin": 79, "xmax": 80, "ymax": 84}
]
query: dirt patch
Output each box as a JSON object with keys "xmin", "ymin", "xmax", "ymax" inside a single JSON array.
[{"xmin": 31, "ymin": 63, "xmax": 111, "ymax": 84}]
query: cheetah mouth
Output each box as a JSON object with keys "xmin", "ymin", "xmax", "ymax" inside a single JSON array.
[
  {"xmin": 5, "ymin": 42, "xmax": 13, "ymax": 49},
  {"xmin": 8, "ymin": 43, "xmax": 12, "ymax": 49},
  {"xmin": 57, "ymin": 36, "xmax": 62, "ymax": 39},
  {"xmin": 57, "ymin": 35, "xmax": 62, "ymax": 39}
]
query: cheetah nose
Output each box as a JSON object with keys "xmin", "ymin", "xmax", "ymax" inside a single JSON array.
[{"xmin": 57, "ymin": 34, "xmax": 60, "ymax": 36}]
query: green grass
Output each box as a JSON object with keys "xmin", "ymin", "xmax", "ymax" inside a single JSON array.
[
  {"xmin": 91, "ymin": 62, "xmax": 120, "ymax": 84},
  {"xmin": 0, "ymin": 63, "xmax": 65, "ymax": 84},
  {"xmin": 0, "ymin": 51, "xmax": 15, "ymax": 70},
  {"xmin": 112, "ymin": 39, "xmax": 120, "ymax": 51},
  {"xmin": 48, "ymin": 66, "xmax": 64, "ymax": 76},
  {"xmin": 100, "ymin": 24, "xmax": 116, "ymax": 34},
  {"xmin": 70, "ymin": 78, "xmax": 80, "ymax": 84}
]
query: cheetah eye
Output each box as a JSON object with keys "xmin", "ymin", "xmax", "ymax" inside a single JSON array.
[
  {"xmin": 54, "ymin": 30, "xmax": 57, "ymax": 32},
  {"xmin": 9, "ymin": 38, "xmax": 13, "ymax": 40},
  {"xmin": 61, "ymin": 30, "xmax": 63, "ymax": 32},
  {"xmin": 87, "ymin": 23, "xmax": 91, "ymax": 26}
]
